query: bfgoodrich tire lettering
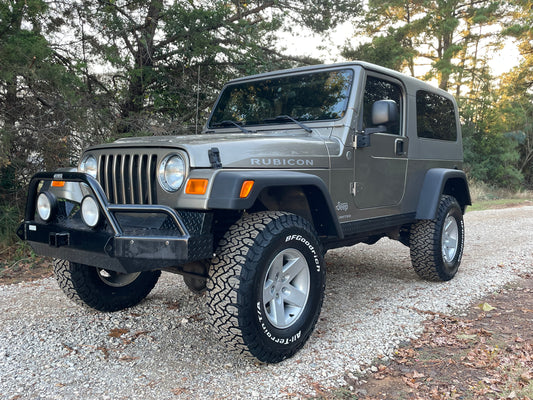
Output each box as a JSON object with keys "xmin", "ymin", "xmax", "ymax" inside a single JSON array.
[
  {"xmin": 53, "ymin": 259, "xmax": 161, "ymax": 312},
  {"xmin": 206, "ymin": 211, "xmax": 326, "ymax": 363},
  {"xmin": 409, "ymin": 195, "xmax": 465, "ymax": 281}
]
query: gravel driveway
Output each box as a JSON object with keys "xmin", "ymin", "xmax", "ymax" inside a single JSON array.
[{"xmin": 1, "ymin": 206, "xmax": 532, "ymax": 399}]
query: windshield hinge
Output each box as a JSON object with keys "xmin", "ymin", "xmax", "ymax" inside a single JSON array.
[{"xmin": 208, "ymin": 147, "xmax": 222, "ymax": 169}]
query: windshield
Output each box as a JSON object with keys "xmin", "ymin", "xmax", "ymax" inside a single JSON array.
[{"xmin": 208, "ymin": 69, "xmax": 354, "ymax": 128}]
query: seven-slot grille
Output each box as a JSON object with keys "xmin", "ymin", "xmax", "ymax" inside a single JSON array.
[{"xmin": 97, "ymin": 153, "xmax": 158, "ymax": 204}]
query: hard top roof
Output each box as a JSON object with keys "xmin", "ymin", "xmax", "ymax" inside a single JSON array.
[{"xmin": 226, "ymin": 61, "xmax": 455, "ymax": 101}]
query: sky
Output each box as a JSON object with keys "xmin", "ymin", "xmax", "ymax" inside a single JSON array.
[{"xmin": 279, "ymin": 23, "xmax": 521, "ymax": 78}]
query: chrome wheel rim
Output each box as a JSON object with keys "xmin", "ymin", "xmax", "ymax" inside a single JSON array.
[
  {"xmin": 97, "ymin": 269, "xmax": 141, "ymax": 287},
  {"xmin": 441, "ymin": 213, "xmax": 459, "ymax": 263},
  {"xmin": 262, "ymin": 248, "xmax": 310, "ymax": 329}
]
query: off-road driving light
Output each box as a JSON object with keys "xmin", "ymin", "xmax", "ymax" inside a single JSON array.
[
  {"xmin": 37, "ymin": 192, "xmax": 56, "ymax": 221},
  {"xmin": 79, "ymin": 154, "xmax": 98, "ymax": 178},
  {"xmin": 81, "ymin": 196, "xmax": 100, "ymax": 228},
  {"xmin": 158, "ymin": 154, "xmax": 185, "ymax": 192}
]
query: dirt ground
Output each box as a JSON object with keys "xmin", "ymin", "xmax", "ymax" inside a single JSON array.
[
  {"xmin": 333, "ymin": 274, "xmax": 533, "ymax": 400},
  {"xmin": 0, "ymin": 254, "xmax": 52, "ymax": 285},
  {"xmin": 3, "ymin": 260, "xmax": 532, "ymax": 400},
  {"xmin": 1, "ymin": 204, "xmax": 532, "ymax": 399}
]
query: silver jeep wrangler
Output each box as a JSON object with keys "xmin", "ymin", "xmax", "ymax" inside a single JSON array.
[{"xmin": 18, "ymin": 62, "xmax": 471, "ymax": 363}]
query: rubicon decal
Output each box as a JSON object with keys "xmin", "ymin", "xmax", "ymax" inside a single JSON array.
[{"xmin": 250, "ymin": 158, "xmax": 314, "ymax": 167}]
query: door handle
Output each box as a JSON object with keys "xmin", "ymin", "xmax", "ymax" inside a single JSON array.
[{"xmin": 395, "ymin": 138, "xmax": 406, "ymax": 156}]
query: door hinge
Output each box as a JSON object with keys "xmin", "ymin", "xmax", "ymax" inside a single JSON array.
[
  {"xmin": 352, "ymin": 132, "xmax": 370, "ymax": 149},
  {"xmin": 350, "ymin": 182, "xmax": 357, "ymax": 196}
]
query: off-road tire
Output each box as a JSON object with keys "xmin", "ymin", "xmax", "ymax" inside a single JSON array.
[
  {"xmin": 409, "ymin": 195, "xmax": 464, "ymax": 281},
  {"xmin": 207, "ymin": 211, "xmax": 326, "ymax": 363},
  {"xmin": 53, "ymin": 259, "xmax": 161, "ymax": 312}
]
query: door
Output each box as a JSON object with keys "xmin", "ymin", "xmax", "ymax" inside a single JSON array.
[{"xmin": 353, "ymin": 73, "xmax": 408, "ymax": 210}]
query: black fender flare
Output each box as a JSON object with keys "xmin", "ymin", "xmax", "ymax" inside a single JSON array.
[
  {"xmin": 207, "ymin": 170, "xmax": 343, "ymax": 239},
  {"xmin": 416, "ymin": 168, "xmax": 471, "ymax": 220}
]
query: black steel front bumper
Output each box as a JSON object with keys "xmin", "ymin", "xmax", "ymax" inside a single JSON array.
[{"xmin": 17, "ymin": 172, "xmax": 213, "ymax": 273}]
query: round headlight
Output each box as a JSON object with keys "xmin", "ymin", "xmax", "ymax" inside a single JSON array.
[
  {"xmin": 79, "ymin": 155, "xmax": 98, "ymax": 178},
  {"xmin": 158, "ymin": 154, "xmax": 185, "ymax": 192},
  {"xmin": 81, "ymin": 196, "xmax": 100, "ymax": 227},
  {"xmin": 37, "ymin": 192, "xmax": 56, "ymax": 221}
]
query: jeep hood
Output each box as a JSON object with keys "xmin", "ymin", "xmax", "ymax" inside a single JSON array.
[{"xmin": 97, "ymin": 132, "xmax": 333, "ymax": 169}]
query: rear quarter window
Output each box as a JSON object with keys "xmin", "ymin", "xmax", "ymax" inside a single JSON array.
[{"xmin": 416, "ymin": 90, "xmax": 457, "ymax": 141}]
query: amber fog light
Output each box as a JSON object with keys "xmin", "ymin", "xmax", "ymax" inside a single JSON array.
[
  {"xmin": 37, "ymin": 192, "xmax": 56, "ymax": 221},
  {"xmin": 81, "ymin": 196, "xmax": 100, "ymax": 227}
]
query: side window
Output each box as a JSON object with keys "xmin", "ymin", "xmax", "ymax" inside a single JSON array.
[
  {"xmin": 362, "ymin": 76, "xmax": 402, "ymax": 135},
  {"xmin": 416, "ymin": 91, "xmax": 457, "ymax": 141}
]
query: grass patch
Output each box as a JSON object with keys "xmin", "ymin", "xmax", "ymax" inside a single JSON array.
[
  {"xmin": 467, "ymin": 181, "xmax": 533, "ymax": 212},
  {"xmin": 468, "ymin": 198, "xmax": 533, "ymax": 212}
]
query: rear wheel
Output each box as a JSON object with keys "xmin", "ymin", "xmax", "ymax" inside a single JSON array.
[
  {"xmin": 207, "ymin": 211, "xmax": 326, "ymax": 363},
  {"xmin": 409, "ymin": 195, "xmax": 465, "ymax": 281},
  {"xmin": 53, "ymin": 259, "xmax": 160, "ymax": 312}
]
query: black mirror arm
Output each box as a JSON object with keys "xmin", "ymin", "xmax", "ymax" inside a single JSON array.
[{"xmin": 364, "ymin": 126, "xmax": 387, "ymax": 135}]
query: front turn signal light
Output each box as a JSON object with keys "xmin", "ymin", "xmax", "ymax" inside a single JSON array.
[
  {"xmin": 185, "ymin": 179, "xmax": 208, "ymax": 195},
  {"xmin": 239, "ymin": 180, "xmax": 255, "ymax": 198},
  {"xmin": 51, "ymin": 180, "xmax": 65, "ymax": 188}
]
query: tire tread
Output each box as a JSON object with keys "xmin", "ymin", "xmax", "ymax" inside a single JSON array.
[
  {"xmin": 53, "ymin": 259, "xmax": 160, "ymax": 312},
  {"xmin": 410, "ymin": 195, "xmax": 464, "ymax": 282},
  {"xmin": 207, "ymin": 211, "xmax": 324, "ymax": 363}
]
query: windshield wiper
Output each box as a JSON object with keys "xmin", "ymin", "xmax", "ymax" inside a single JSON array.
[
  {"xmin": 213, "ymin": 120, "xmax": 251, "ymax": 133},
  {"xmin": 264, "ymin": 115, "xmax": 312, "ymax": 133}
]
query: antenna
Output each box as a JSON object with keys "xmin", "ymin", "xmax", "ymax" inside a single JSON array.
[{"xmin": 195, "ymin": 65, "xmax": 201, "ymax": 134}]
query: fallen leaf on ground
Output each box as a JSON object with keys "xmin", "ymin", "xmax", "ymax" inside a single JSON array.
[
  {"xmin": 457, "ymin": 334, "xmax": 477, "ymax": 340},
  {"xmin": 478, "ymin": 303, "xmax": 496, "ymax": 312},
  {"xmin": 108, "ymin": 328, "xmax": 129, "ymax": 338},
  {"xmin": 519, "ymin": 372, "xmax": 531, "ymax": 383},
  {"xmin": 118, "ymin": 355, "xmax": 138, "ymax": 362},
  {"xmin": 412, "ymin": 370, "xmax": 425, "ymax": 379}
]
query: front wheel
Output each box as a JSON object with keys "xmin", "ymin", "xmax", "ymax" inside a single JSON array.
[
  {"xmin": 53, "ymin": 259, "xmax": 161, "ymax": 312},
  {"xmin": 207, "ymin": 211, "xmax": 326, "ymax": 363},
  {"xmin": 409, "ymin": 195, "xmax": 465, "ymax": 281}
]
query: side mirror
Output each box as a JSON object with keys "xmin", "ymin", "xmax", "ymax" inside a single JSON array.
[
  {"xmin": 355, "ymin": 99, "xmax": 400, "ymax": 149},
  {"xmin": 372, "ymin": 99, "xmax": 398, "ymax": 126}
]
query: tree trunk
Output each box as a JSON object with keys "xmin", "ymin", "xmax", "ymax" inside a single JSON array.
[
  {"xmin": 118, "ymin": 0, "xmax": 163, "ymax": 134},
  {"xmin": 1, "ymin": 1, "xmax": 23, "ymax": 175},
  {"xmin": 439, "ymin": 32, "xmax": 452, "ymax": 90}
]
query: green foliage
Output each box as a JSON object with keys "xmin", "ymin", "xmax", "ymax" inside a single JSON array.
[
  {"xmin": 0, "ymin": 0, "xmax": 362, "ymax": 248},
  {"xmin": 0, "ymin": 0, "xmax": 531, "ymax": 225},
  {"xmin": 498, "ymin": 0, "xmax": 533, "ymax": 186},
  {"xmin": 342, "ymin": 0, "xmax": 532, "ymax": 190},
  {"xmin": 463, "ymin": 127, "xmax": 524, "ymax": 189},
  {"xmin": 460, "ymin": 72, "xmax": 526, "ymax": 190},
  {"xmin": 0, "ymin": 202, "xmax": 22, "ymax": 247},
  {"xmin": 60, "ymin": 0, "xmax": 361, "ymax": 137},
  {"xmin": 343, "ymin": 0, "xmax": 505, "ymax": 90},
  {"xmin": 342, "ymin": 32, "xmax": 417, "ymax": 71}
]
